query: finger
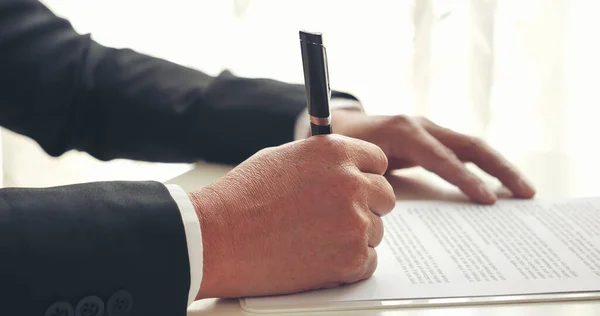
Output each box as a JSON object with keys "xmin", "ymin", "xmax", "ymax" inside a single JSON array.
[
  {"xmin": 387, "ymin": 157, "xmax": 418, "ymax": 170},
  {"xmin": 319, "ymin": 282, "xmax": 342, "ymax": 290},
  {"xmin": 365, "ymin": 212, "xmax": 384, "ymax": 248},
  {"xmin": 359, "ymin": 248, "xmax": 378, "ymax": 281},
  {"xmin": 407, "ymin": 128, "xmax": 497, "ymax": 204},
  {"xmin": 332, "ymin": 135, "xmax": 389, "ymax": 175},
  {"xmin": 420, "ymin": 119, "xmax": 536, "ymax": 198},
  {"xmin": 364, "ymin": 174, "xmax": 396, "ymax": 216},
  {"xmin": 344, "ymin": 248, "xmax": 378, "ymax": 284}
]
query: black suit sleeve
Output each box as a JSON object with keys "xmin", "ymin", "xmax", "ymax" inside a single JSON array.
[
  {"xmin": 0, "ymin": 181, "xmax": 190, "ymax": 316},
  {"xmin": 0, "ymin": 0, "xmax": 356, "ymax": 164}
]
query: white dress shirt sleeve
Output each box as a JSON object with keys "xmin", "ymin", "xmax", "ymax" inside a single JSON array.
[
  {"xmin": 165, "ymin": 184, "xmax": 203, "ymax": 307},
  {"xmin": 293, "ymin": 98, "xmax": 364, "ymax": 140}
]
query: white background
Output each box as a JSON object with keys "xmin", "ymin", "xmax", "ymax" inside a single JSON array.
[{"xmin": 4, "ymin": 0, "xmax": 600, "ymax": 187}]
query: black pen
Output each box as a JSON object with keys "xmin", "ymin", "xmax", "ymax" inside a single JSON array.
[{"xmin": 299, "ymin": 30, "xmax": 332, "ymax": 135}]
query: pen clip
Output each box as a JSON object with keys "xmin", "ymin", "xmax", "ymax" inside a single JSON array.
[{"xmin": 322, "ymin": 46, "xmax": 331, "ymax": 100}]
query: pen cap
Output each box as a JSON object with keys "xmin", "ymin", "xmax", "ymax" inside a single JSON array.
[{"xmin": 299, "ymin": 30, "xmax": 331, "ymax": 118}]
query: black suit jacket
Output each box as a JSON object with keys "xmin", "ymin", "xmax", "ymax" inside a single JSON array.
[{"xmin": 0, "ymin": 0, "xmax": 357, "ymax": 315}]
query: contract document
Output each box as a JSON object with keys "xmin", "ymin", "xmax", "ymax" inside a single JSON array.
[{"xmin": 242, "ymin": 198, "xmax": 600, "ymax": 313}]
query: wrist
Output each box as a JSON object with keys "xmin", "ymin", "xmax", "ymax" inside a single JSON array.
[{"xmin": 188, "ymin": 187, "xmax": 233, "ymax": 299}]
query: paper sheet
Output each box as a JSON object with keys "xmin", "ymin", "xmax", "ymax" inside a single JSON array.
[{"xmin": 244, "ymin": 198, "xmax": 600, "ymax": 307}]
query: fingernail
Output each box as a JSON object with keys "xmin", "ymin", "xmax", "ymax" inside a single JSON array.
[{"xmin": 478, "ymin": 184, "xmax": 497, "ymax": 204}]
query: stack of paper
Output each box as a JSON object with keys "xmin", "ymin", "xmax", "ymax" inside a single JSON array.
[{"xmin": 242, "ymin": 198, "xmax": 600, "ymax": 313}]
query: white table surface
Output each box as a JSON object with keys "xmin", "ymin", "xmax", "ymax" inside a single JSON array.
[{"xmin": 165, "ymin": 151, "xmax": 600, "ymax": 315}]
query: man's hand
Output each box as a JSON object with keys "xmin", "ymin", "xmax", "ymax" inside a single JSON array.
[
  {"xmin": 188, "ymin": 135, "xmax": 395, "ymax": 299},
  {"xmin": 332, "ymin": 109, "xmax": 536, "ymax": 204}
]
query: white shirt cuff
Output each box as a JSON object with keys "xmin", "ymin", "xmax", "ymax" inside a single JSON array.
[
  {"xmin": 293, "ymin": 98, "xmax": 364, "ymax": 140},
  {"xmin": 165, "ymin": 184, "xmax": 203, "ymax": 307}
]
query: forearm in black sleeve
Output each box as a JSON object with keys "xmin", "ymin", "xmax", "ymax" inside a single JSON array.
[
  {"xmin": 0, "ymin": 181, "xmax": 190, "ymax": 316},
  {"xmin": 0, "ymin": 0, "xmax": 356, "ymax": 164}
]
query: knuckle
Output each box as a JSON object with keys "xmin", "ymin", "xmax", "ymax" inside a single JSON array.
[
  {"xmin": 353, "ymin": 213, "xmax": 370, "ymax": 235},
  {"xmin": 437, "ymin": 158, "xmax": 459, "ymax": 174},
  {"xmin": 352, "ymin": 249, "xmax": 370, "ymax": 270},
  {"xmin": 496, "ymin": 162, "xmax": 514, "ymax": 174},
  {"xmin": 323, "ymin": 136, "xmax": 352, "ymax": 162},
  {"xmin": 324, "ymin": 134, "xmax": 349, "ymax": 149},
  {"xmin": 414, "ymin": 115, "xmax": 432, "ymax": 125},
  {"xmin": 332, "ymin": 178, "xmax": 363, "ymax": 213},
  {"xmin": 342, "ymin": 247, "xmax": 370, "ymax": 276},
  {"xmin": 363, "ymin": 266, "xmax": 376, "ymax": 279},
  {"xmin": 387, "ymin": 114, "xmax": 414, "ymax": 127},
  {"xmin": 364, "ymin": 252, "xmax": 378, "ymax": 278},
  {"xmin": 465, "ymin": 136, "xmax": 486, "ymax": 152},
  {"xmin": 370, "ymin": 176, "xmax": 396, "ymax": 213},
  {"xmin": 373, "ymin": 214, "xmax": 384, "ymax": 228},
  {"xmin": 342, "ymin": 171, "xmax": 367, "ymax": 195},
  {"xmin": 388, "ymin": 115, "xmax": 420, "ymax": 133},
  {"xmin": 373, "ymin": 146, "xmax": 389, "ymax": 173},
  {"xmin": 343, "ymin": 207, "xmax": 369, "ymax": 233},
  {"xmin": 372, "ymin": 218, "xmax": 385, "ymax": 247},
  {"xmin": 386, "ymin": 190, "xmax": 397, "ymax": 210},
  {"xmin": 359, "ymin": 142, "xmax": 388, "ymax": 174},
  {"xmin": 387, "ymin": 198, "xmax": 396, "ymax": 212},
  {"xmin": 431, "ymin": 144, "xmax": 452, "ymax": 161},
  {"xmin": 358, "ymin": 142, "xmax": 389, "ymax": 174},
  {"xmin": 344, "ymin": 211, "xmax": 369, "ymax": 244},
  {"xmin": 380, "ymin": 176, "xmax": 396, "ymax": 207}
]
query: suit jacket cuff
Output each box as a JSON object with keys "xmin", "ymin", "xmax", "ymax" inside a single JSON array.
[{"xmin": 165, "ymin": 184, "xmax": 203, "ymax": 306}]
